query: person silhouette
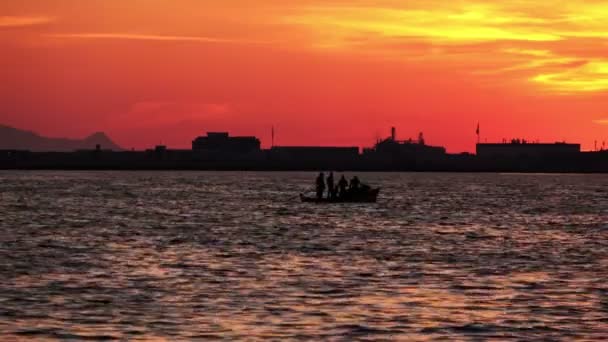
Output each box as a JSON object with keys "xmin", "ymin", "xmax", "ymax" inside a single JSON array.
[
  {"xmin": 349, "ymin": 176, "xmax": 360, "ymax": 191},
  {"xmin": 338, "ymin": 175, "xmax": 348, "ymax": 198},
  {"xmin": 326, "ymin": 172, "xmax": 335, "ymax": 199},
  {"xmin": 315, "ymin": 172, "xmax": 325, "ymax": 199}
]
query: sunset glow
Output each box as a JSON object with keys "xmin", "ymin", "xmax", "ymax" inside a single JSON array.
[{"xmin": 2, "ymin": 1, "xmax": 608, "ymax": 152}]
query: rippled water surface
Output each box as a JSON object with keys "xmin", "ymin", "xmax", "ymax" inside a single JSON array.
[{"xmin": 1, "ymin": 171, "xmax": 608, "ymax": 340}]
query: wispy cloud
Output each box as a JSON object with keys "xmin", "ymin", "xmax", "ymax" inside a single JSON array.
[
  {"xmin": 532, "ymin": 61, "xmax": 608, "ymax": 92},
  {"xmin": 593, "ymin": 118, "xmax": 608, "ymax": 125},
  {"xmin": 283, "ymin": 1, "xmax": 608, "ymax": 93},
  {"xmin": 0, "ymin": 16, "xmax": 54, "ymax": 28},
  {"xmin": 47, "ymin": 33, "xmax": 273, "ymax": 45},
  {"xmin": 118, "ymin": 101, "xmax": 233, "ymax": 127}
]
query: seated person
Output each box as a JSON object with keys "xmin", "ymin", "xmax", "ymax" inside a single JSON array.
[{"xmin": 349, "ymin": 176, "xmax": 361, "ymax": 191}]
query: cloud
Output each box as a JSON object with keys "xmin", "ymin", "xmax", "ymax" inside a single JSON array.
[
  {"xmin": 593, "ymin": 119, "xmax": 608, "ymax": 125},
  {"xmin": 532, "ymin": 61, "xmax": 608, "ymax": 92},
  {"xmin": 284, "ymin": 3, "xmax": 563, "ymax": 46},
  {"xmin": 0, "ymin": 16, "xmax": 54, "ymax": 28},
  {"xmin": 282, "ymin": 1, "xmax": 608, "ymax": 93},
  {"xmin": 46, "ymin": 33, "xmax": 272, "ymax": 45},
  {"xmin": 116, "ymin": 101, "xmax": 233, "ymax": 128}
]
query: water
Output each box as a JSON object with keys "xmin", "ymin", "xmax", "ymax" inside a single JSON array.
[{"xmin": 1, "ymin": 171, "xmax": 608, "ymax": 340}]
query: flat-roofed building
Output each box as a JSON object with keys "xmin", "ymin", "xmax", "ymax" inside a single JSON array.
[
  {"xmin": 270, "ymin": 146, "xmax": 359, "ymax": 163},
  {"xmin": 477, "ymin": 141, "xmax": 580, "ymax": 159},
  {"xmin": 192, "ymin": 132, "xmax": 261, "ymax": 153}
]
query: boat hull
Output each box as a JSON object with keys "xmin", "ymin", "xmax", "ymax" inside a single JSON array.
[{"xmin": 300, "ymin": 188, "xmax": 380, "ymax": 203}]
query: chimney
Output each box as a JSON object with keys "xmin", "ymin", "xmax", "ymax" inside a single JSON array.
[{"xmin": 391, "ymin": 127, "xmax": 396, "ymax": 141}]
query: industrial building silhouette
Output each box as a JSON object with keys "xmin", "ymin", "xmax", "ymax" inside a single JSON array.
[{"xmin": 1, "ymin": 127, "xmax": 606, "ymax": 172}]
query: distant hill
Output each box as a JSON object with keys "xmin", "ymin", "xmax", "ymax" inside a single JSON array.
[{"xmin": 0, "ymin": 125, "xmax": 123, "ymax": 152}]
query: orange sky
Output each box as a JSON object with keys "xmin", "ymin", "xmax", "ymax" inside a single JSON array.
[{"xmin": 1, "ymin": 0, "xmax": 608, "ymax": 152}]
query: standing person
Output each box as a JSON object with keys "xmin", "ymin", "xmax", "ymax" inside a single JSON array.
[
  {"xmin": 326, "ymin": 172, "xmax": 335, "ymax": 199},
  {"xmin": 316, "ymin": 172, "xmax": 326, "ymax": 200},
  {"xmin": 338, "ymin": 175, "xmax": 348, "ymax": 198}
]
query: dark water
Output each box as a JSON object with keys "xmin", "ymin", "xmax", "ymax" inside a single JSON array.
[{"xmin": 1, "ymin": 171, "xmax": 608, "ymax": 340}]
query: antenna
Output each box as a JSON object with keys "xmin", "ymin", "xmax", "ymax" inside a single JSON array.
[{"xmin": 271, "ymin": 126, "xmax": 275, "ymax": 148}]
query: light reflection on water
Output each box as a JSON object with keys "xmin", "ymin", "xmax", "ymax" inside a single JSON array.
[{"xmin": 1, "ymin": 171, "xmax": 608, "ymax": 340}]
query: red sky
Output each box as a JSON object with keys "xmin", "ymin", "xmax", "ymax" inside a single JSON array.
[{"xmin": 1, "ymin": 0, "xmax": 608, "ymax": 152}]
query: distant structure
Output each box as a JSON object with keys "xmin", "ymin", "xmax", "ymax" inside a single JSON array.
[
  {"xmin": 6, "ymin": 126, "xmax": 608, "ymax": 172},
  {"xmin": 477, "ymin": 140, "xmax": 580, "ymax": 159},
  {"xmin": 365, "ymin": 127, "xmax": 446, "ymax": 158},
  {"xmin": 270, "ymin": 146, "xmax": 359, "ymax": 163},
  {"xmin": 192, "ymin": 132, "xmax": 261, "ymax": 153},
  {"xmin": 359, "ymin": 127, "xmax": 446, "ymax": 170}
]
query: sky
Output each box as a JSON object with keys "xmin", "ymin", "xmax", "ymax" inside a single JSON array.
[{"xmin": 1, "ymin": 0, "xmax": 608, "ymax": 152}]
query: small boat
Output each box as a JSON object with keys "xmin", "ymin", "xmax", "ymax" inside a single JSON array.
[{"xmin": 300, "ymin": 188, "xmax": 380, "ymax": 203}]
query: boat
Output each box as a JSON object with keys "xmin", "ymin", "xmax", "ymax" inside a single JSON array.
[{"xmin": 300, "ymin": 188, "xmax": 380, "ymax": 203}]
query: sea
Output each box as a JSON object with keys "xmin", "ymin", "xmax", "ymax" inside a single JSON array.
[{"xmin": 1, "ymin": 171, "xmax": 608, "ymax": 340}]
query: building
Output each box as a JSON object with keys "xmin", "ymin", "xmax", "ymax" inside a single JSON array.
[
  {"xmin": 477, "ymin": 141, "xmax": 581, "ymax": 159},
  {"xmin": 270, "ymin": 146, "xmax": 359, "ymax": 163},
  {"xmin": 192, "ymin": 132, "xmax": 261, "ymax": 153},
  {"xmin": 372, "ymin": 138, "xmax": 446, "ymax": 157},
  {"xmin": 266, "ymin": 146, "xmax": 359, "ymax": 169},
  {"xmin": 365, "ymin": 127, "xmax": 446, "ymax": 159},
  {"xmin": 358, "ymin": 127, "xmax": 448, "ymax": 170}
]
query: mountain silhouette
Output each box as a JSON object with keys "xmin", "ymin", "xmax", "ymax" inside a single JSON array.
[{"xmin": 0, "ymin": 125, "xmax": 123, "ymax": 152}]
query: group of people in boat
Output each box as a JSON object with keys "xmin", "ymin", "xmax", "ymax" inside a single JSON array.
[{"xmin": 314, "ymin": 172, "xmax": 371, "ymax": 200}]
